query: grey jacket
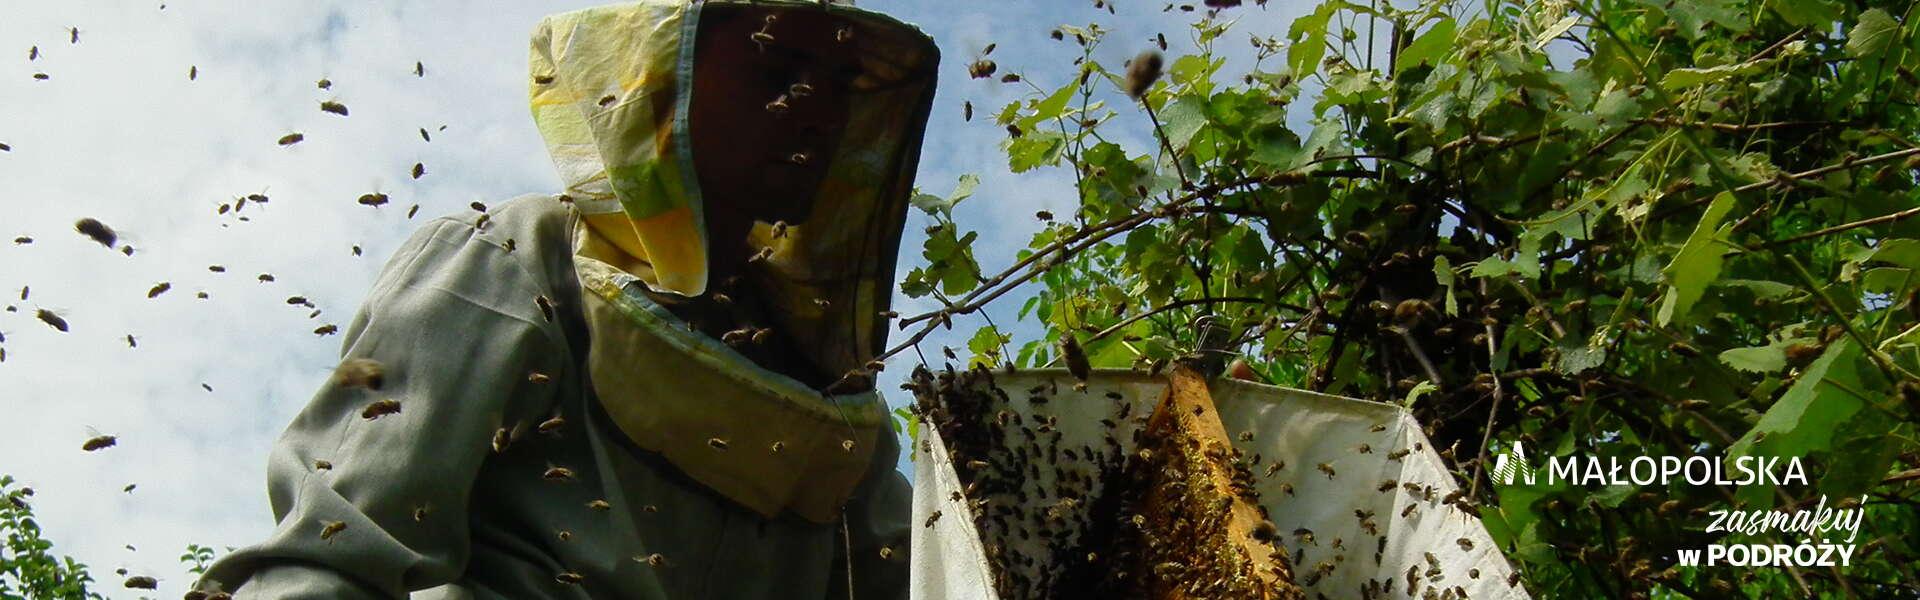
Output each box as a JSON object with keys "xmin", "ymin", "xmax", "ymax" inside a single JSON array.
[{"xmin": 198, "ymin": 195, "xmax": 910, "ymax": 599}]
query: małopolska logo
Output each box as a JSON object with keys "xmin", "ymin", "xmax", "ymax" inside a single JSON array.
[
  {"xmin": 1491, "ymin": 441, "xmax": 1535, "ymax": 486},
  {"xmin": 1485, "ymin": 439, "xmax": 1865, "ymax": 568}
]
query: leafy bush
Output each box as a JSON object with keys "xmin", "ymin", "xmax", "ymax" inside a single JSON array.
[
  {"xmin": 0, "ymin": 476, "xmax": 102, "ymax": 600},
  {"xmin": 894, "ymin": 0, "xmax": 1920, "ymax": 595}
]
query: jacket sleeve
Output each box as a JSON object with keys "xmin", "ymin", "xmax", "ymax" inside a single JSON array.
[
  {"xmin": 830, "ymin": 426, "xmax": 913, "ymax": 600},
  {"xmin": 198, "ymin": 219, "xmax": 566, "ymax": 599}
]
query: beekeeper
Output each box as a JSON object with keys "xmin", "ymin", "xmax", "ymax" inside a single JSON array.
[{"xmin": 196, "ymin": 1, "xmax": 939, "ymax": 597}]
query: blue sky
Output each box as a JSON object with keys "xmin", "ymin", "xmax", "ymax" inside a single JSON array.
[{"xmin": 0, "ymin": 2, "xmax": 1312, "ymax": 597}]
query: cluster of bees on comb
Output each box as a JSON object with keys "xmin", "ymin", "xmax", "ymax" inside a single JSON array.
[
  {"xmin": 909, "ymin": 365, "xmax": 1305, "ymax": 599},
  {"xmin": 909, "ymin": 362, "xmax": 1517, "ymax": 600}
]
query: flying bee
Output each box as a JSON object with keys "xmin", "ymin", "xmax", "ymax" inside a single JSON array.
[
  {"xmin": 333, "ymin": 358, "xmax": 385, "ymax": 390},
  {"xmin": 1316, "ymin": 462, "xmax": 1337, "ymax": 479},
  {"xmin": 147, "ymin": 282, "xmax": 171, "ymax": 298},
  {"xmin": 418, "ymin": 128, "xmax": 431, "ymax": 142},
  {"xmin": 413, "ymin": 61, "xmax": 424, "ymax": 77},
  {"xmin": 1387, "ymin": 448, "xmax": 1410, "ymax": 461},
  {"xmin": 188, "ymin": 65, "xmax": 197, "ymax": 80},
  {"xmin": 412, "ymin": 163, "xmax": 425, "ymax": 179},
  {"xmin": 587, "ymin": 499, "xmax": 611, "ymax": 511},
  {"xmin": 314, "ymin": 324, "xmax": 339, "ymax": 336},
  {"xmin": 82, "ymin": 434, "xmax": 117, "ymax": 451},
  {"xmin": 123, "ymin": 484, "xmax": 135, "ymax": 493},
  {"xmin": 1059, "ymin": 335, "xmax": 1090, "ymax": 381},
  {"xmin": 316, "ymin": 77, "xmax": 331, "ymax": 89},
  {"xmin": 554, "ymin": 571, "xmax": 584, "ymax": 585},
  {"xmin": 352, "ymin": 244, "xmax": 364, "ymax": 255},
  {"xmin": 1456, "ymin": 537, "xmax": 1474, "ymax": 551},
  {"xmin": 721, "ymin": 327, "xmax": 753, "ymax": 346},
  {"xmin": 208, "ymin": 265, "xmax": 226, "ymax": 273},
  {"xmin": 707, "ymin": 437, "xmax": 729, "ymax": 451},
  {"xmin": 492, "ymin": 427, "xmax": 512, "ymax": 453},
  {"xmin": 640, "ymin": 553, "xmax": 667, "ymax": 567},
  {"xmin": 12, "ymin": 236, "xmax": 29, "ymax": 244},
  {"xmin": 413, "ymin": 506, "xmax": 429, "ymax": 522},
  {"xmin": 543, "ymin": 466, "xmax": 575, "ymax": 482},
  {"xmin": 319, "ymin": 101, "xmax": 349, "ymax": 117},
  {"xmin": 769, "ymin": 441, "xmax": 785, "ymax": 453},
  {"xmin": 963, "ymin": 100, "xmax": 973, "ymax": 121},
  {"xmin": 319, "ymin": 520, "xmax": 347, "ymax": 541},
  {"xmin": 879, "ymin": 546, "xmax": 894, "ymax": 560},
  {"xmin": 538, "ymin": 414, "xmax": 567, "ymax": 435},
  {"xmin": 287, "ymin": 295, "xmax": 311, "ymax": 306},
  {"xmin": 124, "ymin": 575, "xmax": 158, "ymax": 590},
  {"xmin": 357, "ymin": 193, "xmax": 389, "ymax": 207},
  {"xmin": 556, "ymin": 530, "xmax": 572, "ymax": 541},
  {"xmin": 314, "ymin": 459, "xmax": 332, "ymax": 470},
  {"xmin": 125, "ymin": 334, "xmax": 136, "ymax": 348},
  {"xmin": 277, "ymin": 132, "xmax": 305, "ymax": 146},
  {"xmin": 36, "ymin": 309, "xmax": 68, "ymax": 332},
  {"xmin": 924, "ymin": 510, "xmax": 943, "ymax": 528},
  {"xmin": 528, "ymin": 371, "xmax": 552, "ymax": 384},
  {"xmin": 257, "ymin": 274, "xmax": 275, "ymax": 283},
  {"xmin": 74, "ymin": 217, "xmax": 117, "ymax": 248},
  {"xmin": 1357, "ymin": 443, "xmax": 1372, "ymax": 454},
  {"xmin": 361, "ymin": 399, "xmax": 402, "ymax": 420},
  {"xmin": 841, "ymin": 439, "xmax": 857, "ymax": 453},
  {"xmin": 968, "ymin": 59, "xmax": 996, "ymax": 79}
]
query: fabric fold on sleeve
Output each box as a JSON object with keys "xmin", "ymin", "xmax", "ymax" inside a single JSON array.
[{"xmin": 197, "ymin": 219, "xmax": 565, "ymax": 599}]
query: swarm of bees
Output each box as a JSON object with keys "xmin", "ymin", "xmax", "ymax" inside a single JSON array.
[
  {"xmin": 910, "ymin": 364, "xmax": 1509, "ymax": 598},
  {"xmin": 908, "ymin": 365, "xmax": 1296, "ymax": 597}
]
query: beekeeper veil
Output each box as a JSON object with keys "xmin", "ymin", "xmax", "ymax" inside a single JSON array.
[{"xmin": 531, "ymin": 0, "xmax": 939, "ymax": 374}]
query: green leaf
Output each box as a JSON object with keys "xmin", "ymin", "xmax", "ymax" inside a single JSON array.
[
  {"xmin": 1727, "ymin": 339, "xmax": 1868, "ymax": 504},
  {"xmin": 1847, "ymin": 9, "xmax": 1900, "ymax": 59},
  {"xmin": 909, "ymin": 175, "xmax": 980, "ymax": 216},
  {"xmin": 1397, "ymin": 18, "xmax": 1457, "ymax": 74},
  {"xmin": 1006, "ymin": 132, "xmax": 1066, "ymax": 173},
  {"xmin": 1869, "ymin": 238, "xmax": 1920, "ymax": 269},
  {"xmin": 1819, "ymin": 412, "xmax": 1901, "ymax": 498},
  {"xmin": 950, "ymin": 174, "xmax": 980, "ymax": 206},
  {"xmin": 1286, "ymin": 3, "xmax": 1336, "ymax": 79},
  {"xmin": 1657, "ymin": 192, "xmax": 1736, "ymax": 326},
  {"xmin": 1159, "ymin": 95, "xmax": 1208, "ymax": 150},
  {"xmin": 967, "ymin": 325, "xmax": 1009, "ymax": 369},
  {"xmin": 1532, "ymin": 15, "xmax": 1579, "ymax": 49},
  {"xmin": 1432, "ymin": 255, "xmax": 1458, "ymax": 315},
  {"xmin": 1018, "ymin": 82, "xmax": 1079, "ymax": 131},
  {"xmin": 1717, "ymin": 338, "xmax": 1802, "ymax": 374},
  {"xmin": 1767, "ymin": 0, "xmax": 1841, "ymax": 29},
  {"xmin": 1716, "ymin": 278, "xmax": 1797, "ymax": 299},
  {"xmin": 1660, "ymin": 61, "xmax": 1768, "ymax": 90}
]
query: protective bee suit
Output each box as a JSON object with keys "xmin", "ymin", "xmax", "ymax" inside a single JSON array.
[{"xmin": 196, "ymin": 1, "xmax": 938, "ymax": 598}]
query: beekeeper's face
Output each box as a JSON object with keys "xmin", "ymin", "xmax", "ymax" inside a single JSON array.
[{"xmin": 690, "ymin": 5, "xmax": 857, "ymax": 263}]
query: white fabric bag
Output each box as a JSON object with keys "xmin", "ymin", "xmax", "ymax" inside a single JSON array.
[{"xmin": 908, "ymin": 369, "xmax": 1530, "ymax": 599}]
